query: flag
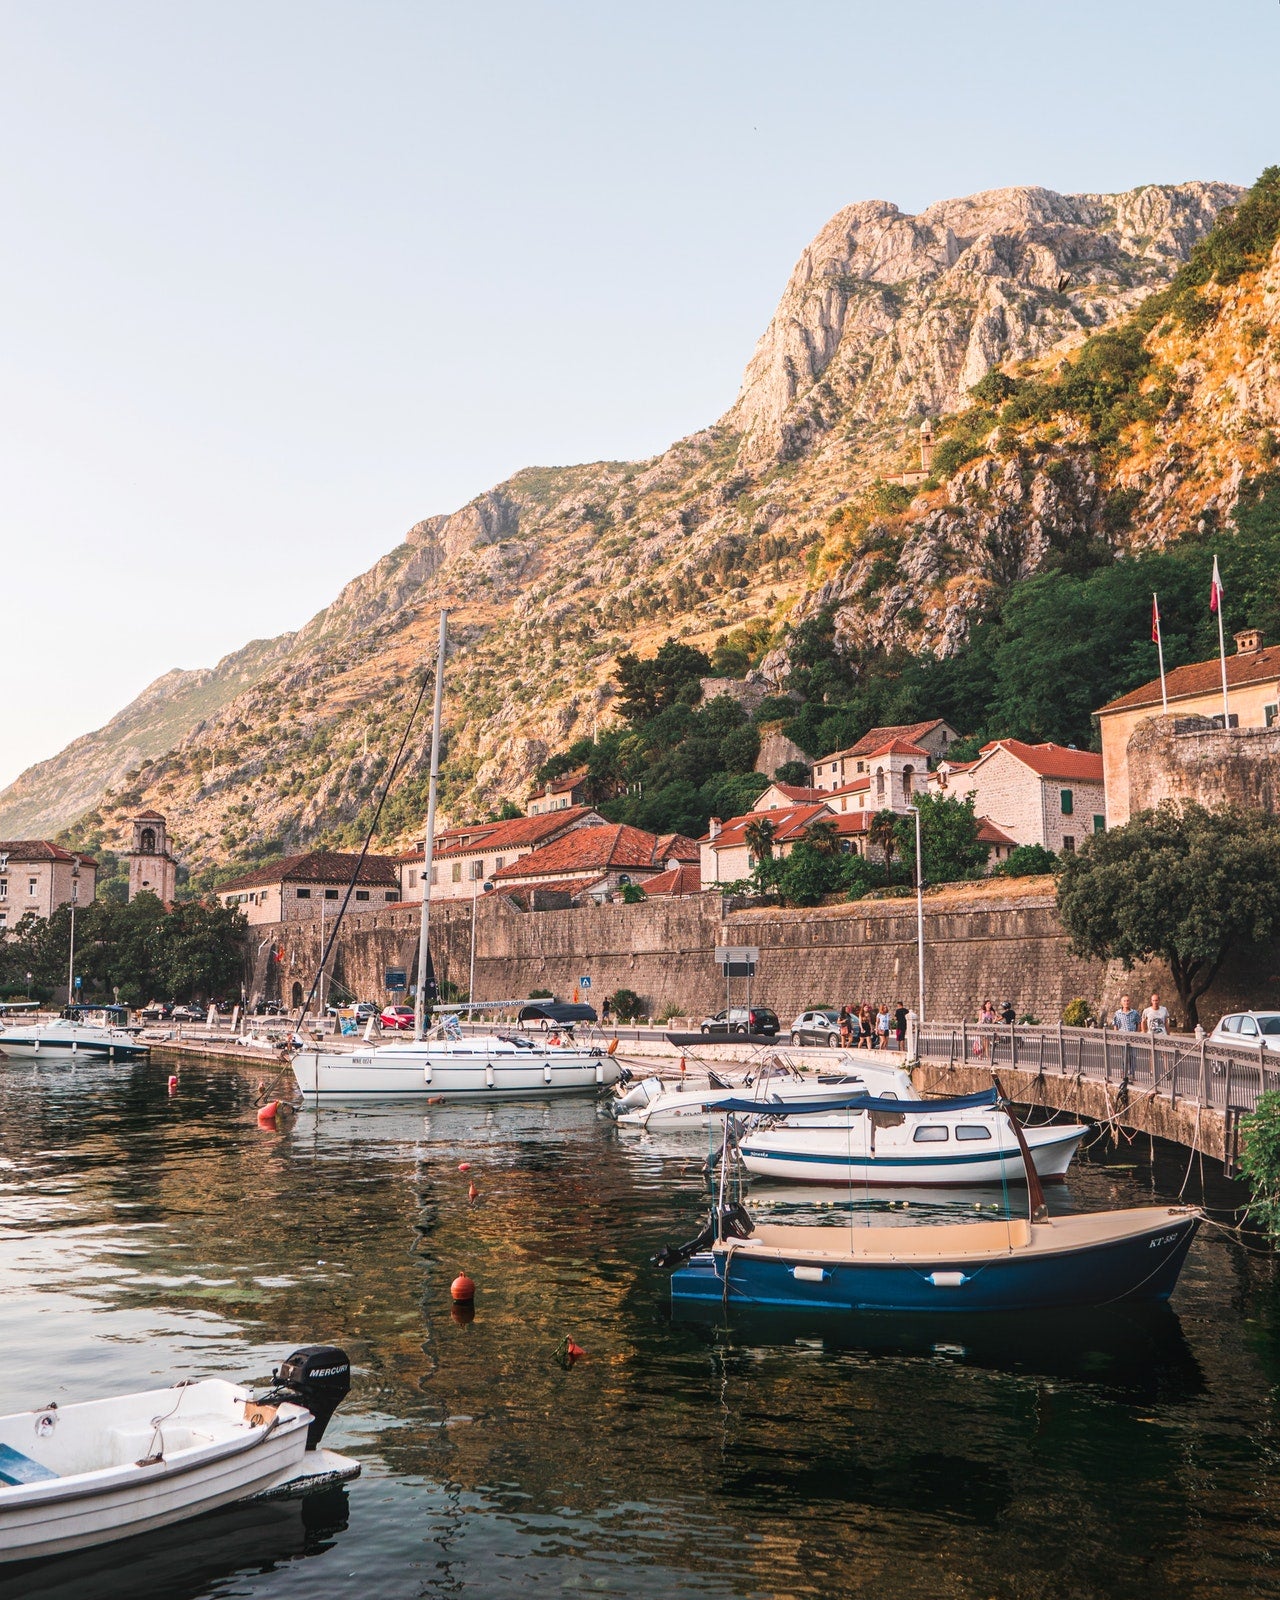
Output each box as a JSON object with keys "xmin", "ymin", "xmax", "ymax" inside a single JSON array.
[
  {"xmin": 1210, "ymin": 555, "xmax": 1224, "ymax": 614},
  {"xmin": 1151, "ymin": 594, "xmax": 1161, "ymax": 644}
]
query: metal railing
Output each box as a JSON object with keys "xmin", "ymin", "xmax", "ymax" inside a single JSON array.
[{"xmin": 915, "ymin": 1019, "xmax": 1280, "ymax": 1121}]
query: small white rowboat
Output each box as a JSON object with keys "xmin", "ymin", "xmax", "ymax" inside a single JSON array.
[{"xmin": 0, "ymin": 1346, "xmax": 358, "ymax": 1564}]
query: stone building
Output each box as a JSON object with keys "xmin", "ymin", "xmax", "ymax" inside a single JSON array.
[
  {"xmin": 491, "ymin": 824, "xmax": 694, "ymax": 906},
  {"xmin": 125, "ymin": 810, "xmax": 178, "ymax": 904},
  {"xmin": 395, "ymin": 808, "xmax": 606, "ymax": 903},
  {"xmin": 217, "ymin": 851, "xmax": 399, "ymax": 925},
  {"xmin": 527, "ymin": 767, "xmax": 591, "ymax": 815},
  {"xmin": 0, "ymin": 842, "xmax": 96, "ymax": 930},
  {"xmin": 810, "ymin": 720, "xmax": 959, "ymax": 793},
  {"xmin": 1096, "ymin": 630, "xmax": 1280, "ymax": 824},
  {"xmin": 944, "ymin": 740, "xmax": 1105, "ymax": 853}
]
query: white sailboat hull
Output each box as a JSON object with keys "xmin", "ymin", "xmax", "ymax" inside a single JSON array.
[
  {"xmin": 0, "ymin": 1025, "xmax": 148, "ymax": 1062},
  {"xmin": 292, "ymin": 1038, "xmax": 621, "ymax": 1099},
  {"xmin": 0, "ymin": 1381, "xmax": 310, "ymax": 1563}
]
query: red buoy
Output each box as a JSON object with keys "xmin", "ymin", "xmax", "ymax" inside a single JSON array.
[
  {"xmin": 167, "ymin": 1075, "xmax": 178, "ymax": 1093},
  {"xmin": 458, "ymin": 1162, "xmax": 472, "ymax": 1173},
  {"xmin": 566, "ymin": 1338, "xmax": 586, "ymax": 1361},
  {"xmin": 257, "ymin": 1102, "xmax": 279, "ymax": 1126},
  {"xmin": 467, "ymin": 1181, "xmax": 478, "ymax": 1203},
  {"xmin": 451, "ymin": 1273, "xmax": 476, "ymax": 1303}
]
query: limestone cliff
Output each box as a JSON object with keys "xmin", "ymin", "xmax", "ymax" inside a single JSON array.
[{"xmin": 0, "ymin": 178, "xmax": 1241, "ymax": 865}]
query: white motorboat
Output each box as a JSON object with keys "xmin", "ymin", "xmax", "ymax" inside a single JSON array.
[
  {"xmin": 612, "ymin": 1057, "xmax": 916, "ymax": 1129},
  {"xmin": 292, "ymin": 1029, "xmax": 622, "ymax": 1100},
  {"xmin": 0, "ymin": 1006, "xmax": 149, "ymax": 1063},
  {"xmin": 0, "ymin": 1346, "xmax": 357, "ymax": 1564},
  {"xmin": 737, "ymin": 1091, "xmax": 1088, "ymax": 1186}
]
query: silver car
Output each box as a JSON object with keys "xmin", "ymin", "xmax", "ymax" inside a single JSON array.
[
  {"xmin": 789, "ymin": 1008, "xmax": 843, "ymax": 1047},
  {"xmin": 1209, "ymin": 1011, "xmax": 1280, "ymax": 1052}
]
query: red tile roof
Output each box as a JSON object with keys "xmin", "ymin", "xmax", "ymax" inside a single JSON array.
[
  {"xmin": 0, "ymin": 840, "xmax": 98, "ymax": 866},
  {"xmin": 840, "ymin": 720, "xmax": 950, "ymax": 758},
  {"xmin": 491, "ymin": 824, "xmax": 665, "ymax": 882},
  {"xmin": 1096, "ymin": 644, "xmax": 1280, "ymax": 715},
  {"xmin": 217, "ymin": 850, "xmax": 399, "ymax": 894},
  {"xmin": 653, "ymin": 833, "xmax": 701, "ymax": 863},
  {"xmin": 642, "ymin": 864, "xmax": 703, "ymax": 896},
  {"xmin": 861, "ymin": 738, "xmax": 933, "ymax": 760},
  {"xmin": 757, "ymin": 782, "xmax": 824, "ymax": 804},
  {"xmin": 979, "ymin": 740, "xmax": 1104, "ymax": 782},
  {"xmin": 706, "ymin": 804, "xmax": 833, "ymax": 850},
  {"xmin": 132, "ymin": 809, "xmax": 167, "ymax": 821},
  {"xmin": 977, "ymin": 817, "xmax": 1018, "ymax": 846},
  {"xmin": 394, "ymin": 808, "xmax": 601, "ymax": 863}
]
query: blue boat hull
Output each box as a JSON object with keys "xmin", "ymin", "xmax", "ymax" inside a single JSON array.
[{"xmin": 670, "ymin": 1212, "xmax": 1199, "ymax": 1316}]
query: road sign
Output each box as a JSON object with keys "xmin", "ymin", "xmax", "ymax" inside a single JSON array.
[
  {"xmin": 385, "ymin": 968, "xmax": 407, "ymax": 991},
  {"xmin": 579, "ymin": 975, "xmax": 592, "ymax": 989},
  {"xmin": 715, "ymin": 945, "xmax": 758, "ymax": 977}
]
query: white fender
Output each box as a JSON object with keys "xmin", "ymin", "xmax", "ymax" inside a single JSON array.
[
  {"xmin": 544, "ymin": 1064, "xmax": 553, "ymax": 1084},
  {"xmin": 595, "ymin": 1061, "xmax": 604, "ymax": 1085},
  {"xmin": 424, "ymin": 1062, "xmax": 433, "ymax": 1085},
  {"xmin": 485, "ymin": 1064, "xmax": 495, "ymax": 1088}
]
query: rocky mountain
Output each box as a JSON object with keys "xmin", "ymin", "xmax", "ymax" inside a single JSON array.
[{"xmin": 0, "ymin": 177, "xmax": 1243, "ymax": 868}]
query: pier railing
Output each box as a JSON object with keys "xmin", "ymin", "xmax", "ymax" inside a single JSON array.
[{"xmin": 915, "ymin": 1019, "xmax": 1280, "ymax": 1125}]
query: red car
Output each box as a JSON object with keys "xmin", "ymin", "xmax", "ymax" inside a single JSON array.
[{"xmin": 379, "ymin": 1006, "xmax": 415, "ymax": 1031}]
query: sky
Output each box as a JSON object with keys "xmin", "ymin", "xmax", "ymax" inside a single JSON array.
[{"xmin": 2, "ymin": 0, "xmax": 1278, "ymax": 789}]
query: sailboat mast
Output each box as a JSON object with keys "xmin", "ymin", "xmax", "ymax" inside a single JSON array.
[{"xmin": 414, "ymin": 611, "xmax": 448, "ymax": 1041}]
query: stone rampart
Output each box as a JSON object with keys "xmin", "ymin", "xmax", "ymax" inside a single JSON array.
[{"xmin": 1128, "ymin": 715, "xmax": 1280, "ymax": 815}]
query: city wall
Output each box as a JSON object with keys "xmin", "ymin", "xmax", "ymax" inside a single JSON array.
[
  {"xmin": 249, "ymin": 883, "xmax": 1280, "ymax": 1028},
  {"xmin": 1128, "ymin": 715, "xmax": 1280, "ymax": 815}
]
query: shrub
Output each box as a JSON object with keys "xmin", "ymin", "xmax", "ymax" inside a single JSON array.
[
  {"xmin": 1061, "ymin": 997, "xmax": 1092, "ymax": 1028},
  {"xmin": 1000, "ymin": 843, "xmax": 1059, "ymax": 877},
  {"xmin": 611, "ymin": 988, "xmax": 644, "ymax": 1023}
]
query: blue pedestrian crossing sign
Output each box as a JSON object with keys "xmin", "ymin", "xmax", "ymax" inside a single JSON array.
[{"xmin": 579, "ymin": 975, "xmax": 592, "ymax": 989}]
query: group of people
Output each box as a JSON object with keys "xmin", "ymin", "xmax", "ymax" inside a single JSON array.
[
  {"xmin": 835, "ymin": 1002, "xmax": 909, "ymax": 1050},
  {"xmin": 978, "ymin": 1000, "xmax": 1018, "ymax": 1026},
  {"xmin": 1112, "ymin": 991, "xmax": 1171, "ymax": 1034}
]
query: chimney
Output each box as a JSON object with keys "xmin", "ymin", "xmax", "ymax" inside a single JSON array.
[
  {"xmin": 708, "ymin": 817, "xmax": 721, "ymax": 840},
  {"xmin": 1235, "ymin": 628, "xmax": 1264, "ymax": 654}
]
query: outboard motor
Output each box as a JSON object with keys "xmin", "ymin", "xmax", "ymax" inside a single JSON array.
[{"xmin": 261, "ymin": 1345, "xmax": 351, "ymax": 1450}]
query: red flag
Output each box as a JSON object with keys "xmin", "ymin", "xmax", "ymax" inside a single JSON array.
[
  {"xmin": 1210, "ymin": 555, "xmax": 1224, "ymax": 614},
  {"xmin": 1151, "ymin": 594, "xmax": 1161, "ymax": 644}
]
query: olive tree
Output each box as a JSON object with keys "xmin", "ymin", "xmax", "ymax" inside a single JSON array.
[{"xmin": 1056, "ymin": 802, "xmax": 1280, "ymax": 1027}]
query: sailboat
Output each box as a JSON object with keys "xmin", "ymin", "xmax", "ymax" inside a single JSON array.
[{"xmin": 289, "ymin": 611, "xmax": 621, "ymax": 1102}]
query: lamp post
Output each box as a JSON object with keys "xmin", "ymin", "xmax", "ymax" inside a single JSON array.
[{"xmin": 909, "ymin": 806, "xmax": 925, "ymax": 1026}]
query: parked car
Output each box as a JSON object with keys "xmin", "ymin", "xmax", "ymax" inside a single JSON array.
[
  {"xmin": 171, "ymin": 1004, "xmax": 205, "ymax": 1022},
  {"xmin": 140, "ymin": 1002, "xmax": 172, "ymax": 1022},
  {"xmin": 380, "ymin": 1005, "xmax": 416, "ymax": 1031},
  {"xmin": 353, "ymin": 1001, "xmax": 379, "ymax": 1021},
  {"xmin": 1209, "ymin": 1012, "xmax": 1280, "ymax": 1052},
  {"xmin": 789, "ymin": 1008, "xmax": 842, "ymax": 1047},
  {"xmin": 699, "ymin": 1007, "xmax": 780, "ymax": 1037}
]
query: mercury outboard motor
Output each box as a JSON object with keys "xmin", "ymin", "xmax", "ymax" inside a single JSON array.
[{"xmin": 261, "ymin": 1345, "xmax": 351, "ymax": 1450}]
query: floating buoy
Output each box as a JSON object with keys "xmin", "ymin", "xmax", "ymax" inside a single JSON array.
[
  {"xmin": 427, "ymin": 1095, "xmax": 444, "ymax": 1104},
  {"xmin": 555, "ymin": 1335, "xmax": 586, "ymax": 1367},
  {"xmin": 458, "ymin": 1161, "xmax": 472, "ymax": 1173},
  {"xmin": 468, "ymin": 1182, "xmax": 478, "ymax": 1204},
  {"xmin": 606, "ymin": 1038, "xmax": 618, "ymax": 1056},
  {"xmin": 167, "ymin": 1075, "xmax": 178, "ymax": 1093},
  {"xmin": 257, "ymin": 1102, "xmax": 279, "ymax": 1126},
  {"xmin": 451, "ymin": 1273, "xmax": 476, "ymax": 1303}
]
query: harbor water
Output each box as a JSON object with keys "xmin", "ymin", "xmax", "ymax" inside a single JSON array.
[{"xmin": 1, "ymin": 1053, "xmax": 1278, "ymax": 1598}]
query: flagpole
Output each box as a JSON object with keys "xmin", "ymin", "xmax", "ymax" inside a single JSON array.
[
  {"xmin": 1153, "ymin": 593, "xmax": 1168, "ymax": 713},
  {"xmin": 1212, "ymin": 556, "xmax": 1230, "ymax": 727}
]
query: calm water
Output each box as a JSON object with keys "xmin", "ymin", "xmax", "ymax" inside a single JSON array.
[{"xmin": 1, "ymin": 1054, "xmax": 1278, "ymax": 1599}]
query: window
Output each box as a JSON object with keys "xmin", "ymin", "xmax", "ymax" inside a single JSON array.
[
  {"xmin": 451, "ymin": 863, "xmax": 462, "ymax": 883},
  {"xmin": 1240, "ymin": 1016, "xmax": 1259, "ymax": 1037},
  {"xmin": 1061, "ymin": 836, "xmax": 1076, "ymax": 853},
  {"xmin": 1060, "ymin": 789, "xmax": 1074, "ymax": 815},
  {"xmin": 296, "ymin": 888, "xmax": 311, "ymax": 899},
  {"xmin": 0, "ymin": 913, "xmax": 6, "ymax": 927},
  {"xmin": 407, "ymin": 870, "xmax": 416, "ymax": 887},
  {"xmin": 494, "ymin": 856, "xmax": 505, "ymax": 871},
  {"xmin": 1093, "ymin": 815, "xmax": 1105, "ymax": 833},
  {"xmin": 385, "ymin": 891, "xmax": 395, "ymax": 901},
  {"xmin": 913, "ymin": 1126, "xmax": 949, "ymax": 1142},
  {"xmin": 956, "ymin": 1125, "xmax": 992, "ymax": 1141},
  {"xmin": 29, "ymin": 878, "xmax": 38, "ymax": 896},
  {"xmin": 0, "ymin": 881, "xmax": 6, "ymax": 899},
  {"xmin": 469, "ymin": 861, "xmax": 484, "ymax": 880},
  {"xmin": 355, "ymin": 890, "xmax": 369, "ymax": 902},
  {"xmin": 1220, "ymin": 1015, "xmax": 1241, "ymax": 1033},
  {"xmin": 875, "ymin": 768, "xmax": 885, "ymax": 799},
  {"xmin": 1266, "ymin": 704, "xmax": 1278, "ymax": 728},
  {"xmin": 324, "ymin": 888, "xmax": 339, "ymax": 900},
  {"xmin": 430, "ymin": 866, "xmax": 438, "ymax": 885}
]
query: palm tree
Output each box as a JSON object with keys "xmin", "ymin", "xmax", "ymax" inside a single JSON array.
[
  {"xmin": 868, "ymin": 809, "xmax": 900, "ymax": 883},
  {"xmin": 803, "ymin": 818, "xmax": 841, "ymax": 857},
  {"xmin": 743, "ymin": 817, "xmax": 776, "ymax": 871}
]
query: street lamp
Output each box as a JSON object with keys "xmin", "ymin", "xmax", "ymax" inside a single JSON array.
[{"xmin": 909, "ymin": 805, "xmax": 925, "ymax": 1027}]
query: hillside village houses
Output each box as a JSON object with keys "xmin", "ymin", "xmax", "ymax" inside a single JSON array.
[
  {"xmin": 943, "ymin": 740, "xmax": 1107, "ymax": 854},
  {"xmin": 394, "ymin": 807, "xmax": 607, "ymax": 902},
  {"xmin": 490, "ymin": 825, "xmax": 700, "ymax": 907},
  {"xmin": 217, "ymin": 850, "xmax": 399, "ymax": 926},
  {"xmin": 526, "ymin": 767, "xmax": 591, "ymax": 815},
  {"xmin": 1096, "ymin": 628, "xmax": 1280, "ymax": 824},
  {"xmin": 0, "ymin": 842, "xmax": 96, "ymax": 930}
]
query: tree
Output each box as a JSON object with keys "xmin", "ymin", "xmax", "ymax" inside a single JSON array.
[
  {"xmin": 1000, "ymin": 843, "xmax": 1059, "ymax": 878},
  {"xmin": 773, "ymin": 760, "xmax": 810, "ymax": 786},
  {"xmin": 743, "ymin": 816, "xmax": 780, "ymax": 894},
  {"xmin": 1057, "ymin": 803, "xmax": 1280, "ymax": 1026},
  {"xmin": 802, "ymin": 818, "xmax": 841, "ymax": 857},
  {"xmin": 894, "ymin": 794, "xmax": 988, "ymax": 885},
  {"xmin": 613, "ymin": 640, "xmax": 711, "ymax": 722},
  {"xmin": 777, "ymin": 841, "xmax": 842, "ymax": 906},
  {"xmin": 868, "ymin": 810, "xmax": 900, "ymax": 883}
]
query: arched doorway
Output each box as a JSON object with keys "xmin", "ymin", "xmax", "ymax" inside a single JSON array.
[{"xmin": 291, "ymin": 981, "xmax": 304, "ymax": 1009}]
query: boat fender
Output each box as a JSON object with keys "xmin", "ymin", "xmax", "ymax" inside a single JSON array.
[
  {"xmin": 928, "ymin": 1271, "xmax": 969, "ymax": 1288},
  {"xmin": 485, "ymin": 1064, "xmax": 495, "ymax": 1088},
  {"xmin": 458, "ymin": 1162, "xmax": 472, "ymax": 1173},
  {"xmin": 595, "ymin": 1061, "xmax": 604, "ymax": 1085},
  {"xmin": 607, "ymin": 1038, "xmax": 618, "ymax": 1056},
  {"xmin": 257, "ymin": 1102, "xmax": 279, "ymax": 1126},
  {"xmin": 791, "ymin": 1265, "xmax": 829, "ymax": 1283},
  {"xmin": 468, "ymin": 1181, "xmax": 478, "ymax": 1203},
  {"xmin": 544, "ymin": 1064, "xmax": 552, "ymax": 1084},
  {"xmin": 451, "ymin": 1274, "xmax": 476, "ymax": 1303},
  {"xmin": 424, "ymin": 1064, "xmax": 432, "ymax": 1085},
  {"xmin": 168, "ymin": 1075, "xmax": 178, "ymax": 1093}
]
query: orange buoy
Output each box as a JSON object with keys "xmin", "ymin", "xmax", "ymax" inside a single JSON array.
[
  {"xmin": 566, "ymin": 1338, "xmax": 586, "ymax": 1361},
  {"xmin": 467, "ymin": 1181, "xmax": 478, "ymax": 1203},
  {"xmin": 458, "ymin": 1161, "xmax": 472, "ymax": 1173},
  {"xmin": 167, "ymin": 1075, "xmax": 178, "ymax": 1093},
  {"xmin": 555, "ymin": 1334, "xmax": 586, "ymax": 1366},
  {"xmin": 451, "ymin": 1273, "xmax": 476, "ymax": 1303},
  {"xmin": 257, "ymin": 1102, "xmax": 279, "ymax": 1126},
  {"xmin": 606, "ymin": 1038, "xmax": 618, "ymax": 1056}
]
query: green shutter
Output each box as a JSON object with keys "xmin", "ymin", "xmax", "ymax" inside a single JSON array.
[{"xmin": 1060, "ymin": 789, "xmax": 1073, "ymax": 815}]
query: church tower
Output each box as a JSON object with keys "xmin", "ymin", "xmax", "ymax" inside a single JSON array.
[{"xmin": 126, "ymin": 811, "xmax": 178, "ymax": 904}]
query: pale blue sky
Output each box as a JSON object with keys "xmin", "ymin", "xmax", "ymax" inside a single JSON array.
[{"xmin": 3, "ymin": 0, "xmax": 1277, "ymax": 788}]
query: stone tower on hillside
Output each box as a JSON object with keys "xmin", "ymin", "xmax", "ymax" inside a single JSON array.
[{"xmin": 126, "ymin": 810, "xmax": 178, "ymax": 904}]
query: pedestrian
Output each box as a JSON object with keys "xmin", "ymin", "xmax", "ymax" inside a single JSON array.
[
  {"xmin": 1112, "ymin": 993, "xmax": 1140, "ymax": 1032},
  {"xmin": 979, "ymin": 1000, "xmax": 997, "ymax": 1026},
  {"xmin": 1141, "ymin": 992, "xmax": 1170, "ymax": 1034},
  {"xmin": 876, "ymin": 1003, "xmax": 892, "ymax": 1050},
  {"xmin": 1000, "ymin": 999, "xmax": 1015, "ymax": 1025},
  {"xmin": 838, "ymin": 1004, "xmax": 851, "ymax": 1047},
  {"xmin": 859, "ymin": 1002, "xmax": 874, "ymax": 1048},
  {"xmin": 893, "ymin": 1000, "xmax": 908, "ymax": 1050}
]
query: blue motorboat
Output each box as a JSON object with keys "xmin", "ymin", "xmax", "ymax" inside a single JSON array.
[{"xmin": 662, "ymin": 1081, "xmax": 1201, "ymax": 1316}]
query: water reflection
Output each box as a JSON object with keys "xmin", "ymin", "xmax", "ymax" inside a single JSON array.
[{"xmin": 0, "ymin": 1055, "xmax": 1276, "ymax": 1596}]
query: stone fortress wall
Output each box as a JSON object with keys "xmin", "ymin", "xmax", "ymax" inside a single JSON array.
[{"xmin": 1127, "ymin": 715, "xmax": 1280, "ymax": 817}]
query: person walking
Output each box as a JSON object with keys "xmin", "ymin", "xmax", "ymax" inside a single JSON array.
[
  {"xmin": 876, "ymin": 1003, "xmax": 892, "ymax": 1050},
  {"xmin": 859, "ymin": 1003, "xmax": 874, "ymax": 1048},
  {"xmin": 847, "ymin": 1006, "xmax": 862, "ymax": 1047},
  {"xmin": 1113, "ymin": 994, "xmax": 1140, "ymax": 1032},
  {"xmin": 1141, "ymin": 992, "xmax": 1170, "ymax": 1035},
  {"xmin": 893, "ymin": 1001, "xmax": 908, "ymax": 1050},
  {"xmin": 838, "ymin": 1004, "xmax": 852, "ymax": 1047}
]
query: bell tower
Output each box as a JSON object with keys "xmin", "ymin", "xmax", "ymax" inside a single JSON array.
[{"xmin": 126, "ymin": 810, "xmax": 178, "ymax": 904}]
